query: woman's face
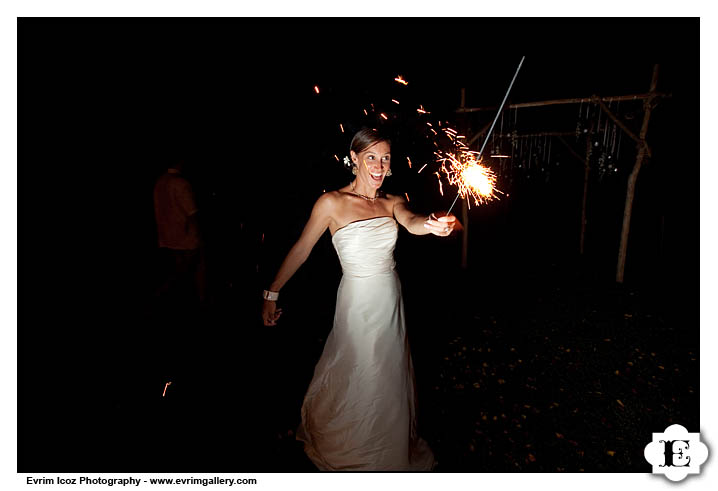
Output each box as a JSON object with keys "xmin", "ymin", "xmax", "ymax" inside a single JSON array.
[{"xmin": 351, "ymin": 141, "xmax": 391, "ymax": 189}]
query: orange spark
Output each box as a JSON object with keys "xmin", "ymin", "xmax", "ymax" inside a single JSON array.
[
  {"xmin": 340, "ymin": 124, "xmax": 344, "ymax": 133},
  {"xmin": 334, "ymin": 154, "xmax": 339, "ymax": 161},
  {"xmin": 395, "ymin": 75, "xmax": 408, "ymax": 85},
  {"xmin": 418, "ymin": 163, "xmax": 428, "ymax": 173},
  {"xmin": 392, "ymin": 99, "xmax": 400, "ymax": 105},
  {"xmin": 363, "ymin": 109, "xmax": 368, "ymax": 116},
  {"xmin": 314, "ymin": 86, "xmax": 320, "ymax": 94},
  {"xmin": 437, "ymin": 151, "xmax": 503, "ymax": 207},
  {"xmin": 163, "ymin": 381, "xmax": 172, "ymax": 397},
  {"xmin": 417, "ymin": 105, "xmax": 429, "ymax": 114},
  {"xmin": 435, "ymin": 172, "xmax": 444, "ymax": 196},
  {"xmin": 405, "ymin": 192, "xmax": 410, "ymax": 202},
  {"xmin": 380, "ymin": 113, "xmax": 388, "ymax": 120},
  {"xmin": 407, "ymin": 157, "xmax": 412, "ymax": 168}
]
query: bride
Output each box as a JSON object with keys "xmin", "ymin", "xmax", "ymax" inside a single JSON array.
[{"xmin": 261, "ymin": 127, "xmax": 461, "ymax": 471}]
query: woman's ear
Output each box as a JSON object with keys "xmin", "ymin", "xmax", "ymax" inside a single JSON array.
[{"xmin": 350, "ymin": 150, "xmax": 357, "ymax": 164}]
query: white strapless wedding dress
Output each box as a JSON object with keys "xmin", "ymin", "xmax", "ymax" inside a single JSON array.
[{"xmin": 295, "ymin": 216, "xmax": 437, "ymax": 471}]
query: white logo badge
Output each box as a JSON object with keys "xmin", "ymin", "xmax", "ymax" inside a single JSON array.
[{"xmin": 644, "ymin": 424, "xmax": 709, "ymax": 482}]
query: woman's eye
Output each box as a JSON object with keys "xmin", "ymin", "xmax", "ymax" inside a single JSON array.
[
  {"xmin": 381, "ymin": 156, "xmax": 390, "ymax": 162},
  {"xmin": 367, "ymin": 155, "xmax": 375, "ymax": 160}
]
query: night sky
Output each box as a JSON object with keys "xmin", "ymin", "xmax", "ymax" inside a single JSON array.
[{"xmin": 18, "ymin": 17, "xmax": 700, "ymax": 474}]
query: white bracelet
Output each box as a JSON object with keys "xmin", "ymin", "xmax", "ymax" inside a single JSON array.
[{"xmin": 263, "ymin": 290, "xmax": 279, "ymax": 301}]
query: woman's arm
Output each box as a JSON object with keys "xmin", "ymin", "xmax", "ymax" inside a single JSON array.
[
  {"xmin": 392, "ymin": 195, "xmax": 463, "ymax": 236},
  {"xmin": 262, "ymin": 192, "xmax": 334, "ymax": 326},
  {"xmin": 268, "ymin": 192, "xmax": 334, "ymax": 292}
]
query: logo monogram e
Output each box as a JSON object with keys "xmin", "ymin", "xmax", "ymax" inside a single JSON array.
[{"xmin": 644, "ymin": 424, "xmax": 708, "ymax": 481}]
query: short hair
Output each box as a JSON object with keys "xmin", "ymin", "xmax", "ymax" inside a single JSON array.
[{"xmin": 350, "ymin": 127, "xmax": 392, "ymax": 155}]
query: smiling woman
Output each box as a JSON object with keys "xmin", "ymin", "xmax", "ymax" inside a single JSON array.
[{"xmin": 260, "ymin": 127, "xmax": 462, "ymax": 471}]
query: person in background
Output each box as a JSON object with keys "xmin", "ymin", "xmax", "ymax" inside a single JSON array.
[{"xmin": 153, "ymin": 159, "xmax": 207, "ymax": 307}]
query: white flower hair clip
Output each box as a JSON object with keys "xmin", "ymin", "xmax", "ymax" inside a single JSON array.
[{"xmin": 343, "ymin": 156, "xmax": 353, "ymax": 169}]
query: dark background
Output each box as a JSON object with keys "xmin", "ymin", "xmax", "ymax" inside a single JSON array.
[{"xmin": 19, "ymin": 18, "xmax": 699, "ymax": 472}]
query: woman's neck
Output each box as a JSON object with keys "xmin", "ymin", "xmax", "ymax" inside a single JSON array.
[{"xmin": 352, "ymin": 179, "xmax": 378, "ymax": 199}]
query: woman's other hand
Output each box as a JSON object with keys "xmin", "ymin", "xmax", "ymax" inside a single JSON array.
[{"xmin": 262, "ymin": 300, "xmax": 283, "ymax": 326}]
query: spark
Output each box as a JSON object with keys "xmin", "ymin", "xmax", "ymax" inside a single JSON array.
[
  {"xmin": 363, "ymin": 109, "xmax": 368, "ymax": 116},
  {"xmin": 405, "ymin": 192, "xmax": 410, "ymax": 202},
  {"xmin": 163, "ymin": 381, "xmax": 172, "ymax": 397},
  {"xmin": 392, "ymin": 99, "xmax": 400, "ymax": 105},
  {"xmin": 395, "ymin": 75, "xmax": 408, "ymax": 85},
  {"xmin": 436, "ymin": 151, "xmax": 503, "ymax": 208},
  {"xmin": 340, "ymin": 124, "xmax": 344, "ymax": 133},
  {"xmin": 314, "ymin": 85, "xmax": 320, "ymax": 94},
  {"xmin": 407, "ymin": 157, "xmax": 412, "ymax": 168},
  {"xmin": 417, "ymin": 105, "xmax": 429, "ymax": 114},
  {"xmin": 380, "ymin": 113, "xmax": 388, "ymax": 120},
  {"xmin": 418, "ymin": 163, "xmax": 428, "ymax": 173},
  {"xmin": 334, "ymin": 154, "xmax": 339, "ymax": 161},
  {"xmin": 434, "ymin": 172, "xmax": 444, "ymax": 196}
]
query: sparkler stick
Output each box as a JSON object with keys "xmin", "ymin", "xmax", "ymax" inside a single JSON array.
[{"xmin": 445, "ymin": 56, "xmax": 525, "ymax": 216}]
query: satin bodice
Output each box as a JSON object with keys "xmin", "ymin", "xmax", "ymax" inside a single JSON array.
[{"xmin": 331, "ymin": 217, "xmax": 398, "ymax": 278}]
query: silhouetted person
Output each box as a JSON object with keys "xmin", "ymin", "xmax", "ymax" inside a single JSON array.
[{"xmin": 153, "ymin": 159, "xmax": 207, "ymax": 308}]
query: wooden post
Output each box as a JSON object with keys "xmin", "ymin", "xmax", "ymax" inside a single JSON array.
[
  {"xmin": 580, "ymin": 123, "xmax": 593, "ymax": 256},
  {"xmin": 616, "ymin": 64, "xmax": 659, "ymax": 283},
  {"xmin": 460, "ymin": 88, "xmax": 469, "ymax": 269}
]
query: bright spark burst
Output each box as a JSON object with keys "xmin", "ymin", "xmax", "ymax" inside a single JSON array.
[
  {"xmin": 437, "ymin": 151, "xmax": 503, "ymax": 207},
  {"xmin": 395, "ymin": 75, "xmax": 408, "ymax": 85}
]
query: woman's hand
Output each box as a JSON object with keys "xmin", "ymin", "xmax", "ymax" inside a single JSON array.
[
  {"xmin": 262, "ymin": 300, "xmax": 283, "ymax": 326},
  {"xmin": 423, "ymin": 212, "xmax": 462, "ymax": 237}
]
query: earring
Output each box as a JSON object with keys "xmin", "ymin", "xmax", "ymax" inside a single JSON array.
[
  {"xmin": 386, "ymin": 169, "xmax": 392, "ymax": 177},
  {"xmin": 351, "ymin": 165, "xmax": 357, "ymax": 175}
]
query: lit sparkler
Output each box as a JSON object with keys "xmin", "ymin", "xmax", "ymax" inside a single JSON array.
[
  {"xmin": 442, "ymin": 56, "xmax": 525, "ymax": 215},
  {"xmin": 436, "ymin": 151, "xmax": 502, "ymax": 208}
]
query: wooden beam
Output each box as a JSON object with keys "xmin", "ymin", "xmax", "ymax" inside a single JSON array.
[
  {"xmin": 456, "ymin": 92, "xmax": 670, "ymax": 113},
  {"xmin": 467, "ymin": 120, "xmax": 493, "ymax": 148},
  {"xmin": 616, "ymin": 64, "xmax": 660, "ymax": 283},
  {"xmin": 580, "ymin": 124, "xmax": 593, "ymax": 256},
  {"xmin": 591, "ymin": 95, "xmax": 651, "ymax": 158},
  {"xmin": 557, "ymin": 136, "xmax": 586, "ymax": 164},
  {"xmin": 495, "ymin": 131, "xmax": 574, "ymax": 139}
]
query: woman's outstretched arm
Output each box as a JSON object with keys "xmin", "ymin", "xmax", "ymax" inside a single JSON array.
[
  {"xmin": 262, "ymin": 192, "xmax": 334, "ymax": 325},
  {"xmin": 392, "ymin": 195, "xmax": 463, "ymax": 236}
]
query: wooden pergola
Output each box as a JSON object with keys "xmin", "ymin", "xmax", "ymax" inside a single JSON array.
[{"xmin": 456, "ymin": 64, "xmax": 666, "ymax": 283}]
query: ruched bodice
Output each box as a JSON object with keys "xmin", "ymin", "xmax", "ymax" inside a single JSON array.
[
  {"xmin": 332, "ymin": 217, "xmax": 397, "ymax": 278},
  {"xmin": 296, "ymin": 214, "xmax": 436, "ymax": 471}
]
